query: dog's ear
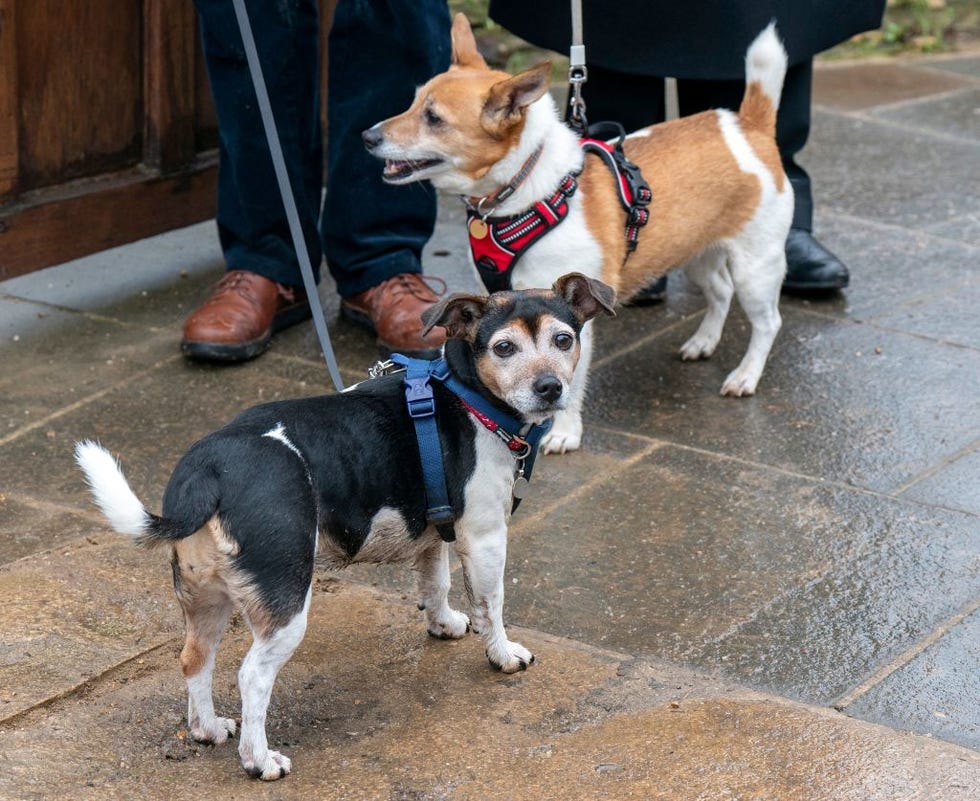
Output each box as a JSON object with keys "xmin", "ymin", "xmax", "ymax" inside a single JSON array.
[
  {"xmin": 450, "ymin": 13, "xmax": 487, "ymax": 70},
  {"xmin": 552, "ymin": 273, "xmax": 617, "ymax": 322},
  {"xmin": 482, "ymin": 62, "xmax": 552, "ymax": 131},
  {"xmin": 421, "ymin": 293, "xmax": 489, "ymax": 340}
]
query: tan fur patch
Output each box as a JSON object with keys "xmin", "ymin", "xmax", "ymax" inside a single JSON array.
[
  {"xmin": 584, "ymin": 112, "xmax": 766, "ymax": 300},
  {"xmin": 739, "ymin": 82, "xmax": 785, "ymax": 192},
  {"xmin": 172, "ymin": 516, "xmax": 275, "ymax": 643}
]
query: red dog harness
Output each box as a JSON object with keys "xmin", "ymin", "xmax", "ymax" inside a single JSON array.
[{"xmin": 466, "ymin": 133, "xmax": 652, "ymax": 293}]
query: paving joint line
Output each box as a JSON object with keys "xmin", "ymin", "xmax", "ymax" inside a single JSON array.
[
  {"xmin": 510, "ymin": 439, "xmax": 665, "ymax": 535},
  {"xmin": 0, "ymin": 637, "xmax": 179, "ymax": 728},
  {"xmin": 833, "ymin": 594, "xmax": 980, "ymax": 710},
  {"xmin": 0, "ymin": 292, "xmax": 166, "ymax": 333},
  {"xmin": 893, "ymin": 437, "xmax": 980, "ymax": 497},
  {"xmin": 818, "ymin": 207, "xmax": 980, "ymax": 253},
  {"xmin": 832, "ymin": 82, "xmax": 978, "ymax": 116},
  {"xmin": 813, "ymin": 101, "xmax": 980, "ymax": 148},
  {"xmin": 591, "ymin": 309, "xmax": 706, "ymax": 371},
  {"xmin": 0, "ymin": 354, "xmax": 182, "ymax": 448},
  {"xmin": 589, "ymin": 423, "xmax": 980, "ymax": 519}
]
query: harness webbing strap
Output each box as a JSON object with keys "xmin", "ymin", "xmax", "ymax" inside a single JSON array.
[
  {"xmin": 465, "ymin": 130, "xmax": 652, "ymax": 294},
  {"xmin": 390, "ymin": 355, "xmax": 552, "ymax": 540},
  {"xmin": 579, "ymin": 133, "xmax": 652, "ymax": 253},
  {"xmin": 400, "ymin": 358, "xmax": 455, "ymax": 538},
  {"xmin": 467, "ymin": 174, "xmax": 578, "ymax": 293}
]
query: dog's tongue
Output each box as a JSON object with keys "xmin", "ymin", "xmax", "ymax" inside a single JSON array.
[{"xmin": 384, "ymin": 159, "xmax": 413, "ymax": 180}]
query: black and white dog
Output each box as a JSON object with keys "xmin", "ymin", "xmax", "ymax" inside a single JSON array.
[{"xmin": 75, "ymin": 273, "xmax": 615, "ymax": 781}]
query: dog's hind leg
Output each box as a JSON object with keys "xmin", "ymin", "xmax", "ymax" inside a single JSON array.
[
  {"xmin": 237, "ymin": 585, "xmax": 311, "ymax": 781},
  {"xmin": 680, "ymin": 248, "xmax": 734, "ymax": 361},
  {"xmin": 172, "ymin": 528, "xmax": 237, "ymax": 745},
  {"xmin": 415, "ymin": 541, "xmax": 470, "ymax": 639},
  {"xmin": 540, "ymin": 320, "xmax": 592, "ymax": 455},
  {"xmin": 722, "ymin": 245, "xmax": 785, "ymax": 396},
  {"xmin": 179, "ymin": 589, "xmax": 236, "ymax": 744}
]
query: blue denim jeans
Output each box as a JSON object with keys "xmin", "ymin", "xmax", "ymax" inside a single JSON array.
[{"xmin": 194, "ymin": 0, "xmax": 451, "ymax": 296}]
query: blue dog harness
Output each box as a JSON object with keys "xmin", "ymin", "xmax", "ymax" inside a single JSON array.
[{"xmin": 389, "ymin": 354, "xmax": 552, "ymax": 542}]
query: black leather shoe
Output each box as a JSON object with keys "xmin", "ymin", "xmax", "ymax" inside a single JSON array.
[
  {"xmin": 623, "ymin": 275, "xmax": 667, "ymax": 306},
  {"xmin": 783, "ymin": 229, "xmax": 850, "ymax": 293}
]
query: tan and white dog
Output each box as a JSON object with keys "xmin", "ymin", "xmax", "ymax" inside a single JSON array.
[{"xmin": 364, "ymin": 14, "xmax": 793, "ymax": 454}]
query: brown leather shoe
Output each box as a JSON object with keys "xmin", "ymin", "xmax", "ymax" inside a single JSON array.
[
  {"xmin": 341, "ymin": 273, "xmax": 448, "ymax": 357},
  {"xmin": 181, "ymin": 270, "xmax": 310, "ymax": 362}
]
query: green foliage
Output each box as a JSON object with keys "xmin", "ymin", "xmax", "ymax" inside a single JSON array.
[{"xmin": 828, "ymin": 0, "xmax": 978, "ymax": 58}]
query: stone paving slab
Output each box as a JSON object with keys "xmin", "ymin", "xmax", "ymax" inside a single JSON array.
[
  {"xmin": 920, "ymin": 54, "xmax": 980, "ymax": 79},
  {"xmin": 0, "ymin": 302, "xmax": 176, "ymax": 437},
  {"xmin": 0, "ymin": 494, "xmax": 98, "ymax": 565},
  {"xmin": 586, "ymin": 306, "xmax": 980, "ymax": 495},
  {"xmin": 0, "ymin": 536, "xmax": 177, "ymax": 722},
  {"xmin": 798, "ymin": 211, "xmax": 978, "ymax": 330},
  {"xmin": 900, "ymin": 445, "xmax": 980, "ymax": 517},
  {"xmin": 799, "ymin": 108, "xmax": 980, "ymax": 229},
  {"xmin": 504, "ymin": 443, "xmax": 980, "ymax": 708},
  {"xmin": 846, "ymin": 606, "xmax": 980, "ymax": 750},
  {"xmin": 813, "ymin": 61, "xmax": 974, "ymax": 111},
  {"xmin": 870, "ymin": 86, "xmax": 980, "ymax": 142},
  {"xmin": 2, "ymin": 578, "xmax": 978, "ymax": 801},
  {"xmin": 0, "ymin": 353, "xmax": 327, "ymax": 513}
]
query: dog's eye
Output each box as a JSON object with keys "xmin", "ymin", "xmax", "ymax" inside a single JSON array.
[
  {"xmin": 554, "ymin": 332, "xmax": 574, "ymax": 351},
  {"xmin": 492, "ymin": 340, "xmax": 516, "ymax": 358},
  {"xmin": 423, "ymin": 107, "xmax": 443, "ymax": 127}
]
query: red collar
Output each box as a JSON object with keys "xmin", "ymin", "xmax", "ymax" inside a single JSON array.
[{"xmin": 458, "ymin": 398, "xmax": 531, "ymax": 456}]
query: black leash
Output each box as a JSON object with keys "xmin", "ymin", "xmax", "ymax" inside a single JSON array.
[{"xmin": 230, "ymin": 0, "xmax": 345, "ymax": 392}]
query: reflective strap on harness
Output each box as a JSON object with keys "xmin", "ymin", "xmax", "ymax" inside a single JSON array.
[
  {"xmin": 579, "ymin": 125, "xmax": 652, "ymax": 255},
  {"xmin": 467, "ymin": 174, "xmax": 578, "ymax": 293}
]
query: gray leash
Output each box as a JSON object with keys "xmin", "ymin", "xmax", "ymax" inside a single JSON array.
[{"xmin": 230, "ymin": 0, "xmax": 346, "ymax": 392}]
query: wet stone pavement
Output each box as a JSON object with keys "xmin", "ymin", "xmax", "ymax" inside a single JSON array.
[{"xmin": 1, "ymin": 54, "xmax": 979, "ymax": 800}]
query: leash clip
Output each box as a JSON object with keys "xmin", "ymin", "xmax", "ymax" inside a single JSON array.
[
  {"xmin": 368, "ymin": 359, "xmax": 396, "ymax": 379},
  {"xmin": 567, "ymin": 64, "xmax": 589, "ymax": 136}
]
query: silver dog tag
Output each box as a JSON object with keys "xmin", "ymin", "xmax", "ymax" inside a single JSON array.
[{"xmin": 512, "ymin": 475, "xmax": 529, "ymax": 500}]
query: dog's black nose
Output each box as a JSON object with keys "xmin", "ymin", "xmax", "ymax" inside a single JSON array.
[
  {"xmin": 533, "ymin": 375, "xmax": 563, "ymax": 403},
  {"xmin": 362, "ymin": 126, "xmax": 383, "ymax": 151}
]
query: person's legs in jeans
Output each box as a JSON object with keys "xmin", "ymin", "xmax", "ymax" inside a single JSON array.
[
  {"xmin": 324, "ymin": 0, "xmax": 452, "ymax": 355},
  {"xmin": 183, "ymin": 0, "xmax": 321, "ymax": 361}
]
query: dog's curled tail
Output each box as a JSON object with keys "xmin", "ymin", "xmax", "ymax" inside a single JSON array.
[
  {"xmin": 739, "ymin": 22, "xmax": 788, "ymax": 135},
  {"xmin": 75, "ymin": 440, "xmax": 188, "ymax": 547}
]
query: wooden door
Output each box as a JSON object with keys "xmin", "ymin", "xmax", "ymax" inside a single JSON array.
[{"xmin": 0, "ymin": 0, "xmax": 219, "ymax": 280}]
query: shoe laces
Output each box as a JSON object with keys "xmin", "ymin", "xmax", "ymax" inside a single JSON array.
[
  {"xmin": 209, "ymin": 271, "xmax": 296, "ymax": 311},
  {"xmin": 384, "ymin": 273, "xmax": 448, "ymax": 304}
]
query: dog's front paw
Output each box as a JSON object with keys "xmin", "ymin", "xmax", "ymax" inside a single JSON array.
[
  {"xmin": 190, "ymin": 716, "xmax": 236, "ymax": 745},
  {"xmin": 540, "ymin": 410, "xmax": 582, "ymax": 455},
  {"xmin": 720, "ymin": 367, "xmax": 760, "ymax": 397},
  {"xmin": 427, "ymin": 608, "xmax": 471, "ymax": 640},
  {"xmin": 487, "ymin": 640, "xmax": 535, "ymax": 673},
  {"xmin": 242, "ymin": 749, "xmax": 292, "ymax": 781},
  {"xmin": 679, "ymin": 333, "xmax": 718, "ymax": 361}
]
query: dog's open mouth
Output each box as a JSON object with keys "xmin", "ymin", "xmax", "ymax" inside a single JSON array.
[{"xmin": 383, "ymin": 157, "xmax": 443, "ymax": 183}]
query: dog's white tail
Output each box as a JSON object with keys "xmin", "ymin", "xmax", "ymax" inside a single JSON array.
[
  {"xmin": 740, "ymin": 22, "xmax": 788, "ymax": 133},
  {"xmin": 75, "ymin": 440, "xmax": 152, "ymax": 541}
]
